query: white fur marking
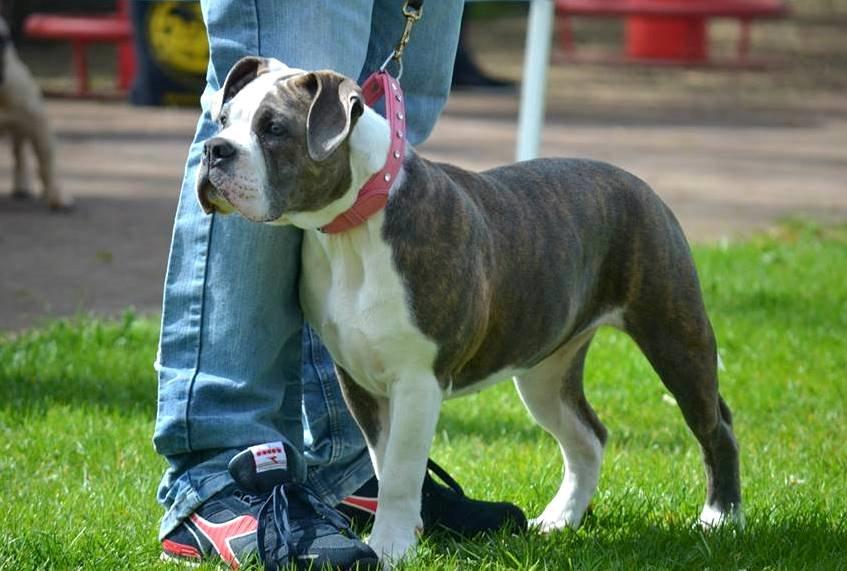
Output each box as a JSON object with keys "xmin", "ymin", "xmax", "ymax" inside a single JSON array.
[
  {"xmin": 699, "ymin": 502, "xmax": 745, "ymax": 529},
  {"xmin": 210, "ymin": 59, "xmax": 303, "ymax": 121},
  {"xmin": 300, "ymin": 211, "xmax": 439, "ymax": 399}
]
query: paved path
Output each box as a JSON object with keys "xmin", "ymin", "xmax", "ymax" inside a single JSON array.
[{"xmin": 2, "ymin": 16, "xmax": 846, "ymax": 331}]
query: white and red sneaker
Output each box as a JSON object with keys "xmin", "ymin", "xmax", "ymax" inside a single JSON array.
[{"xmin": 161, "ymin": 442, "xmax": 378, "ymax": 570}]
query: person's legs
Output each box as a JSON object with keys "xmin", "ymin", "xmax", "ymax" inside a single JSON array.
[
  {"xmin": 153, "ymin": 0, "xmax": 374, "ymax": 540},
  {"xmin": 301, "ymin": 324, "xmax": 373, "ymax": 504},
  {"xmin": 301, "ymin": 0, "xmax": 465, "ymax": 504},
  {"xmin": 361, "ymin": 0, "xmax": 465, "ymax": 145}
]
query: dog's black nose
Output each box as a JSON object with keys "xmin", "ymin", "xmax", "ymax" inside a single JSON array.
[{"xmin": 205, "ymin": 138, "xmax": 236, "ymax": 166}]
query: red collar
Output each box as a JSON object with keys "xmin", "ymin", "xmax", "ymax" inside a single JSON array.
[{"xmin": 319, "ymin": 71, "xmax": 406, "ymax": 234}]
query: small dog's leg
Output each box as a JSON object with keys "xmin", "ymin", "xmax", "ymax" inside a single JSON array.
[
  {"xmin": 366, "ymin": 373, "xmax": 442, "ymax": 564},
  {"xmin": 30, "ymin": 115, "xmax": 72, "ymax": 210},
  {"xmin": 11, "ymin": 132, "xmax": 33, "ymax": 199},
  {"xmin": 515, "ymin": 337, "xmax": 606, "ymax": 533}
]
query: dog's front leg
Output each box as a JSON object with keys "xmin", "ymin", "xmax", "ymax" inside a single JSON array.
[
  {"xmin": 335, "ymin": 366, "xmax": 392, "ymax": 479},
  {"xmin": 367, "ymin": 373, "xmax": 442, "ymax": 564},
  {"xmin": 11, "ymin": 132, "xmax": 33, "ymax": 198}
]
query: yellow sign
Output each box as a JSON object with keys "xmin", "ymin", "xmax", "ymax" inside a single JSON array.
[{"xmin": 146, "ymin": 2, "xmax": 208, "ymax": 77}]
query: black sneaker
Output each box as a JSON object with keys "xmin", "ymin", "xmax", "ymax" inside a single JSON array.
[
  {"xmin": 338, "ymin": 459, "xmax": 527, "ymax": 537},
  {"xmin": 161, "ymin": 441, "xmax": 379, "ymax": 570}
]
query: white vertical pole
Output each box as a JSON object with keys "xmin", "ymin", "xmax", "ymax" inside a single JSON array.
[{"xmin": 516, "ymin": 0, "xmax": 554, "ymax": 162}]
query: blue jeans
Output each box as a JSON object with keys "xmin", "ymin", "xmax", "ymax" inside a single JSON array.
[{"xmin": 153, "ymin": 0, "xmax": 463, "ymax": 540}]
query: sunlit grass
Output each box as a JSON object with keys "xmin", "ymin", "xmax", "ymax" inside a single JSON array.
[{"xmin": 2, "ymin": 223, "xmax": 845, "ymax": 569}]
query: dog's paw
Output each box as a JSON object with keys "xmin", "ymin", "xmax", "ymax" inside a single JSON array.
[
  {"xmin": 529, "ymin": 500, "xmax": 590, "ymax": 534},
  {"xmin": 47, "ymin": 193, "xmax": 74, "ymax": 211},
  {"xmin": 698, "ymin": 503, "xmax": 745, "ymax": 530},
  {"xmin": 11, "ymin": 187, "xmax": 34, "ymax": 200},
  {"xmin": 529, "ymin": 513, "xmax": 581, "ymax": 534},
  {"xmin": 366, "ymin": 529, "xmax": 417, "ymax": 567}
]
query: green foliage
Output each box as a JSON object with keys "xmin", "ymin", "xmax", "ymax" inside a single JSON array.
[{"xmin": 1, "ymin": 226, "xmax": 846, "ymax": 569}]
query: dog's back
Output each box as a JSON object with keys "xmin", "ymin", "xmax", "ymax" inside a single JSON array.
[{"xmin": 383, "ymin": 153, "xmax": 695, "ymax": 388}]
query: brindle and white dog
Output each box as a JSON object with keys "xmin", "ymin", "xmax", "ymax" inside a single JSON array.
[
  {"xmin": 0, "ymin": 17, "xmax": 69, "ymax": 209},
  {"xmin": 197, "ymin": 57, "xmax": 742, "ymax": 563}
]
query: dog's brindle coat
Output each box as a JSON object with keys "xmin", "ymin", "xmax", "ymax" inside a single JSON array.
[{"xmin": 198, "ymin": 57, "xmax": 742, "ymax": 562}]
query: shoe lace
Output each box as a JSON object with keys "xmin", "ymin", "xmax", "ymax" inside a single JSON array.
[
  {"xmin": 255, "ymin": 483, "xmax": 356, "ymax": 567},
  {"xmin": 426, "ymin": 459, "xmax": 465, "ymax": 497},
  {"xmin": 232, "ymin": 488, "xmax": 265, "ymax": 506},
  {"xmin": 290, "ymin": 483, "xmax": 355, "ymax": 532}
]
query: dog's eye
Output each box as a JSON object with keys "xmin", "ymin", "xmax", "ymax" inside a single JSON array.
[
  {"xmin": 265, "ymin": 122, "xmax": 286, "ymax": 137},
  {"xmin": 219, "ymin": 114, "xmax": 228, "ymax": 127}
]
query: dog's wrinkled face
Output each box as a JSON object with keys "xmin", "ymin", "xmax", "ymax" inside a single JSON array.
[{"xmin": 197, "ymin": 56, "xmax": 364, "ymax": 225}]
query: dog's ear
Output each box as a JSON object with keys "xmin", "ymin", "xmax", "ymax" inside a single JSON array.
[
  {"xmin": 211, "ymin": 56, "xmax": 271, "ymax": 121},
  {"xmin": 302, "ymin": 71, "xmax": 363, "ymax": 162}
]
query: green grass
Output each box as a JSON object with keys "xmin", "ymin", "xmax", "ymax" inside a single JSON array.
[{"xmin": 2, "ymin": 223, "xmax": 846, "ymax": 570}]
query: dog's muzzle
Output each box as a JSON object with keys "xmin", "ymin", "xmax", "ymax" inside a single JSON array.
[{"xmin": 196, "ymin": 137, "xmax": 242, "ymax": 215}]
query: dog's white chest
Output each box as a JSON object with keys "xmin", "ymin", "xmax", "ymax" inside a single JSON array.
[{"xmin": 300, "ymin": 214, "xmax": 438, "ymax": 397}]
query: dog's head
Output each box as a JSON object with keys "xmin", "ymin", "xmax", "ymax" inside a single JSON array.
[{"xmin": 197, "ymin": 56, "xmax": 379, "ymax": 227}]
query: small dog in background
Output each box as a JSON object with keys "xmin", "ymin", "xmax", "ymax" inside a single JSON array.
[{"xmin": 0, "ymin": 16, "xmax": 70, "ymax": 209}]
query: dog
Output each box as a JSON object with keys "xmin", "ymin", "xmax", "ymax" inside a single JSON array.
[
  {"xmin": 0, "ymin": 17, "xmax": 70, "ymax": 209},
  {"xmin": 196, "ymin": 56, "xmax": 743, "ymax": 562}
]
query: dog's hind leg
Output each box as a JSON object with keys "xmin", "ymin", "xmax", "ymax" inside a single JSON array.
[
  {"xmin": 10, "ymin": 131, "xmax": 33, "ymax": 199},
  {"xmin": 515, "ymin": 333, "xmax": 607, "ymax": 532},
  {"xmin": 29, "ymin": 114, "xmax": 71, "ymax": 209},
  {"xmin": 624, "ymin": 290, "xmax": 742, "ymax": 528}
]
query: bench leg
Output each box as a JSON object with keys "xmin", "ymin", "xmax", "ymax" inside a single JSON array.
[
  {"xmin": 738, "ymin": 18, "xmax": 751, "ymax": 63},
  {"xmin": 557, "ymin": 15, "xmax": 574, "ymax": 54},
  {"xmin": 117, "ymin": 40, "xmax": 135, "ymax": 91},
  {"xmin": 71, "ymin": 41, "xmax": 89, "ymax": 96}
]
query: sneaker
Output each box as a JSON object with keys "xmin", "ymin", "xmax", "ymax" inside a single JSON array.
[
  {"xmin": 338, "ymin": 459, "xmax": 527, "ymax": 537},
  {"xmin": 161, "ymin": 442, "xmax": 379, "ymax": 570},
  {"xmin": 160, "ymin": 485, "xmax": 264, "ymax": 568}
]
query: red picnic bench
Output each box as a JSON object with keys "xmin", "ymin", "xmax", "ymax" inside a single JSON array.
[
  {"xmin": 23, "ymin": 0, "xmax": 135, "ymax": 97},
  {"xmin": 556, "ymin": 0, "xmax": 789, "ymax": 66}
]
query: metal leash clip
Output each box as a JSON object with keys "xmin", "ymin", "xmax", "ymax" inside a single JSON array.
[{"xmin": 379, "ymin": 0, "xmax": 423, "ymax": 80}]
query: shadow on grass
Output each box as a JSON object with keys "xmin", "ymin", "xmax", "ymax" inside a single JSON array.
[
  {"xmin": 415, "ymin": 511, "xmax": 847, "ymax": 569},
  {"xmin": 0, "ymin": 314, "xmax": 158, "ymax": 418},
  {"xmin": 440, "ymin": 401, "xmax": 719, "ymax": 458}
]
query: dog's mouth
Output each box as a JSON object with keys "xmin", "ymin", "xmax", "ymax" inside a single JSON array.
[
  {"xmin": 196, "ymin": 167, "xmax": 236, "ymax": 215},
  {"xmin": 196, "ymin": 162, "xmax": 287, "ymax": 224}
]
